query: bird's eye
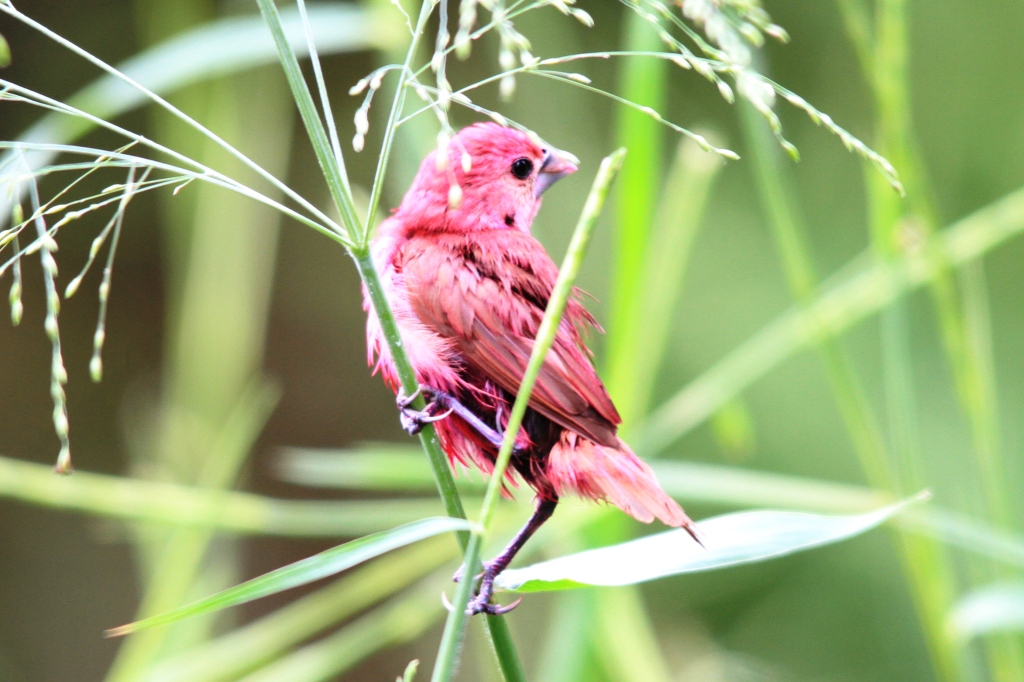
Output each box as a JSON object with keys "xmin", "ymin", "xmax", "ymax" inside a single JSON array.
[{"xmin": 511, "ymin": 158, "xmax": 533, "ymax": 180}]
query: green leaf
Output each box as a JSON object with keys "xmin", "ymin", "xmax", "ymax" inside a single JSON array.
[
  {"xmin": 275, "ymin": 446, "xmax": 885, "ymax": 513},
  {"xmin": 0, "ymin": 454, "xmax": 451, "ymax": 537},
  {"xmin": 0, "ymin": 31, "xmax": 10, "ymax": 67},
  {"xmin": 105, "ymin": 517, "xmax": 471, "ymax": 636},
  {"xmin": 400, "ymin": 659, "xmax": 420, "ymax": 682},
  {"xmin": 277, "ymin": 444, "xmax": 485, "ymax": 493},
  {"xmin": 636, "ymin": 184, "xmax": 1024, "ymax": 458},
  {"xmin": 948, "ymin": 583, "xmax": 1024, "ymax": 640},
  {"xmin": 496, "ymin": 494, "xmax": 927, "ymax": 593}
]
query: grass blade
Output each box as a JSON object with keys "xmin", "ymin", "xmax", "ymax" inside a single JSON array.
[
  {"xmin": 150, "ymin": 536, "xmax": 457, "ymax": 682},
  {"xmin": 637, "ymin": 183, "xmax": 1024, "ymax": 457},
  {"xmin": 949, "ymin": 583, "xmax": 1024, "ymax": 640},
  {"xmin": 497, "ymin": 494, "xmax": 928, "ymax": 592},
  {"xmin": 106, "ymin": 517, "xmax": 472, "ymax": 637},
  {"xmin": 0, "ymin": 453, "xmax": 453, "ymax": 536},
  {"xmin": 237, "ymin": 574, "xmax": 449, "ymax": 682},
  {"xmin": 254, "ymin": 0, "xmax": 361, "ymax": 238},
  {"xmin": 432, "ymin": 148, "xmax": 627, "ymax": 682}
]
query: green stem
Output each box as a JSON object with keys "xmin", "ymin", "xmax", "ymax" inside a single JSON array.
[
  {"xmin": 739, "ymin": 98, "xmax": 895, "ymax": 493},
  {"xmin": 0, "ymin": 3, "xmax": 337, "ymax": 234},
  {"xmin": 352, "ymin": 248, "xmax": 468, "ymax": 533},
  {"xmin": 637, "ymin": 183, "xmax": 1024, "ymax": 457},
  {"xmin": 254, "ymin": 0, "xmax": 362, "ymax": 239},
  {"xmin": 362, "ymin": 0, "xmax": 434, "ymax": 244},
  {"xmin": 256, "ymin": 0, "xmax": 528, "ymax": 674},
  {"xmin": 431, "ymin": 148, "xmax": 626, "ymax": 682},
  {"xmin": 355, "ymin": 247, "xmax": 526, "ymax": 679},
  {"xmin": 605, "ymin": 11, "xmax": 667, "ymax": 417}
]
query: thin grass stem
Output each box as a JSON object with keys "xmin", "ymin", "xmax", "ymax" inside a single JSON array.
[
  {"xmin": 294, "ymin": 0, "xmax": 346, "ymax": 182},
  {"xmin": 431, "ymin": 148, "xmax": 625, "ymax": 682},
  {"xmin": 362, "ymin": 0, "xmax": 434, "ymax": 243},
  {"xmin": 637, "ymin": 183, "xmax": 1024, "ymax": 457},
  {"xmin": 254, "ymin": 0, "xmax": 362, "ymax": 240},
  {"xmin": 0, "ymin": 4, "xmax": 338, "ymax": 236},
  {"xmin": 0, "ymin": 99, "xmax": 348, "ymax": 243}
]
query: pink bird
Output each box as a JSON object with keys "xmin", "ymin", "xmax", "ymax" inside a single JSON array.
[{"xmin": 365, "ymin": 123, "xmax": 697, "ymax": 615}]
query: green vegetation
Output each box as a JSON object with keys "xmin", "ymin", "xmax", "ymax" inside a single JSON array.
[{"xmin": 1, "ymin": 0, "xmax": 1023, "ymax": 680}]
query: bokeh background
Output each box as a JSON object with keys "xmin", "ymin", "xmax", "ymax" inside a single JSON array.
[{"xmin": 2, "ymin": 0, "xmax": 1024, "ymax": 680}]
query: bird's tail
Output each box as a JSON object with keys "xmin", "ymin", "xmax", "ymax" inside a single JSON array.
[{"xmin": 547, "ymin": 432, "xmax": 699, "ymax": 540}]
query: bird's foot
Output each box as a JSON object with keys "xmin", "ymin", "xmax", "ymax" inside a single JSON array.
[
  {"xmin": 396, "ymin": 387, "xmax": 452, "ymax": 436},
  {"xmin": 446, "ymin": 565, "xmax": 522, "ymax": 616},
  {"xmin": 465, "ymin": 570, "xmax": 522, "ymax": 616},
  {"xmin": 451, "ymin": 559, "xmax": 488, "ymax": 584}
]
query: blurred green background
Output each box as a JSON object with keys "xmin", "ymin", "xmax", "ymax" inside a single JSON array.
[{"xmin": 2, "ymin": 0, "xmax": 1024, "ymax": 680}]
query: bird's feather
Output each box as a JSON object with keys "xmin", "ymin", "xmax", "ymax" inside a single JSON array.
[
  {"xmin": 399, "ymin": 229, "xmax": 620, "ymax": 446},
  {"xmin": 364, "ymin": 122, "xmax": 693, "ymax": 533}
]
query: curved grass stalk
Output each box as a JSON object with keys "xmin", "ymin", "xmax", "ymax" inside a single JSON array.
[
  {"xmin": 255, "ymin": 0, "xmax": 529, "ymax": 676},
  {"xmin": 431, "ymin": 148, "xmax": 626, "ymax": 682},
  {"xmin": 0, "ymin": 139, "xmax": 345, "ymax": 247},
  {"xmin": 636, "ymin": 182, "xmax": 1024, "ymax": 457},
  {"xmin": 0, "ymin": 3, "xmax": 340, "ymax": 237},
  {"xmin": 105, "ymin": 518, "xmax": 472, "ymax": 638},
  {"xmin": 253, "ymin": 0, "xmax": 361, "ymax": 241},
  {"xmin": 362, "ymin": 0, "xmax": 434, "ymax": 243},
  {"xmin": 0, "ymin": 453, "xmax": 456, "ymax": 536}
]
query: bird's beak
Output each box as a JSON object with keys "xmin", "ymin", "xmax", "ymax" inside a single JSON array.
[{"xmin": 534, "ymin": 147, "xmax": 579, "ymax": 197}]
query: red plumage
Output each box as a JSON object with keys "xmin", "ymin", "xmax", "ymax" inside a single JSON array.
[{"xmin": 365, "ymin": 123, "xmax": 693, "ymax": 531}]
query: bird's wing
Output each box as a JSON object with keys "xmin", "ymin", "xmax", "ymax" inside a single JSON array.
[{"xmin": 399, "ymin": 230, "xmax": 620, "ymax": 447}]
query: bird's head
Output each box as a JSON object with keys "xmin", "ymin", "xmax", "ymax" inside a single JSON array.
[{"xmin": 396, "ymin": 122, "xmax": 578, "ymax": 234}]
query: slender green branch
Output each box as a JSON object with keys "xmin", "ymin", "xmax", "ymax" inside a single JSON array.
[
  {"xmin": 0, "ymin": 4, "xmax": 337, "ymax": 235},
  {"xmin": 0, "ymin": 453, "xmax": 451, "ymax": 536},
  {"xmin": 361, "ymin": 0, "xmax": 435, "ymax": 244},
  {"xmin": 256, "ymin": 0, "xmax": 527, "ymax": 673},
  {"xmin": 353, "ymin": 250, "xmax": 468, "ymax": 531},
  {"xmin": 605, "ymin": 12, "xmax": 668, "ymax": 427},
  {"xmin": 637, "ymin": 183, "xmax": 1024, "ymax": 457},
  {"xmin": 254, "ymin": 0, "xmax": 362, "ymax": 239},
  {"xmin": 431, "ymin": 148, "xmax": 627, "ymax": 682},
  {"xmin": 294, "ymin": 0, "xmax": 346, "ymax": 180},
  {"xmin": 353, "ymin": 247, "xmax": 527, "ymax": 679}
]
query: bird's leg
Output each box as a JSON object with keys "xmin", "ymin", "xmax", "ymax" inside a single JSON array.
[
  {"xmin": 457, "ymin": 496, "xmax": 558, "ymax": 616},
  {"xmin": 426, "ymin": 389, "xmax": 509, "ymax": 449},
  {"xmin": 396, "ymin": 387, "xmax": 453, "ymax": 436}
]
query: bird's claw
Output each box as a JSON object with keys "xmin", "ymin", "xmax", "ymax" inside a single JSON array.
[
  {"xmin": 451, "ymin": 562, "xmax": 486, "ymax": 584},
  {"xmin": 467, "ymin": 595, "xmax": 522, "ymax": 616},
  {"xmin": 449, "ymin": 562, "xmax": 521, "ymax": 615},
  {"xmin": 396, "ymin": 387, "xmax": 421, "ymax": 410},
  {"xmin": 441, "ymin": 590, "xmax": 521, "ymax": 615},
  {"xmin": 396, "ymin": 387, "xmax": 453, "ymax": 436}
]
